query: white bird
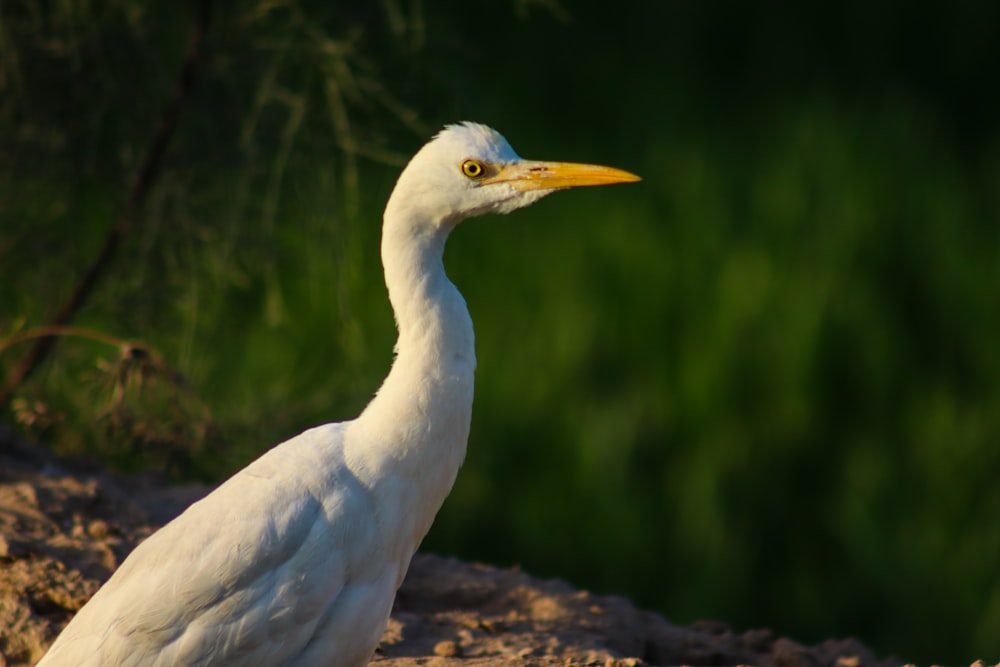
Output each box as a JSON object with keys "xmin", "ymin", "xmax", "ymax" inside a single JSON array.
[{"xmin": 37, "ymin": 122, "xmax": 639, "ymax": 667}]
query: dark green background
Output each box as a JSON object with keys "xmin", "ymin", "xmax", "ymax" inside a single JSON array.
[{"xmin": 2, "ymin": 2, "xmax": 998, "ymax": 662}]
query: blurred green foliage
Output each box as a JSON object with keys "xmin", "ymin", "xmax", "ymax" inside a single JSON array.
[{"xmin": 2, "ymin": 1, "xmax": 999, "ymax": 663}]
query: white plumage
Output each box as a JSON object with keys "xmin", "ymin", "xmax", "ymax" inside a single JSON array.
[{"xmin": 37, "ymin": 123, "xmax": 639, "ymax": 666}]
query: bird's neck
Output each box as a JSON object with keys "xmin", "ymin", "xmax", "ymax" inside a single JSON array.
[{"xmin": 346, "ymin": 214, "xmax": 476, "ymax": 545}]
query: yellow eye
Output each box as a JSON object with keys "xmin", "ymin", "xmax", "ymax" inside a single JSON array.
[{"xmin": 461, "ymin": 159, "xmax": 486, "ymax": 179}]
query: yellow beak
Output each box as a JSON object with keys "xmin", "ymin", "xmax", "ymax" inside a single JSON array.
[{"xmin": 481, "ymin": 160, "xmax": 641, "ymax": 191}]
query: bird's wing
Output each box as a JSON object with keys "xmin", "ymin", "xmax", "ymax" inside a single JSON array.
[{"xmin": 39, "ymin": 423, "xmax": 380, "ymax": 667}]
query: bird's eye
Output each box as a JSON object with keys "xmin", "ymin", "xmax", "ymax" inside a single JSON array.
[{"xmin": 460, "ymin": 159, "xmax": 487, "ymax": 179}]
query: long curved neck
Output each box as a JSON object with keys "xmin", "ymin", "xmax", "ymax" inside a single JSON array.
[
  {"xmin": 346, "ymin": 210, "xmax": 476, "ymax": 542},
  {"xmin": 382, "ymin": 224, "xmax": 466, "ymax": 353},
  {"xmin": 380, "ymin": 218, "xmax": 475, "ymax": 388}
]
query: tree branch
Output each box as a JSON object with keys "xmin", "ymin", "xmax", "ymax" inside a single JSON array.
[{"xmin": 0, "ymin": 0, "xmax": 213, "ymax": 409}]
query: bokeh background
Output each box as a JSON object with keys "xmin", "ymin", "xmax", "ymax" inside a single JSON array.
[{"xmin": 2, "ymin": 1, "xmax": 999, "ymax": 662}]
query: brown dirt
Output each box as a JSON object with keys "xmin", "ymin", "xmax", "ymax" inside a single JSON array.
[{"xmin": 0, "ymin": 426, "xmax": 935, "ymax": 667}]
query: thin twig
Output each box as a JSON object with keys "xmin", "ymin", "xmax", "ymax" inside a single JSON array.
[
  {"xmin": 0, "ymin": 325, "xmax": 132, "ymax": 353},
  {"xmin": 0, "ymin": 0, "xmax": 213, "ymax": 409}
]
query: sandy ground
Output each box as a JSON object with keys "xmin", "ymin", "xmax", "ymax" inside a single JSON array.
[{"xmin": 0, "ymin": 426, "xmax": 946, "ymax": 667}]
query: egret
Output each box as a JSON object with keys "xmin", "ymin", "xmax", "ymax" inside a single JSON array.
[{"xmin": 38, "ymin": 122, "xmax": 640, "ymax": 666}]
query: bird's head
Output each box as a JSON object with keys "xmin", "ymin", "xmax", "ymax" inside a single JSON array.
[{"xmin": 384, "ymin": 122, "xmax": 640, "ymax": 232}]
